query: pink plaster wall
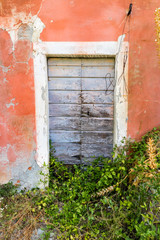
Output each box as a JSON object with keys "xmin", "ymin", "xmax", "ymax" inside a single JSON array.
[{"xmin": 0, "ymin": 0, "xmax": 160, "ymax": 185}]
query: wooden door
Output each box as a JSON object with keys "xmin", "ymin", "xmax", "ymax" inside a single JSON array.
[{"xmin": 48, "ymin": 58, "xmax": 114, "ymax": 164}]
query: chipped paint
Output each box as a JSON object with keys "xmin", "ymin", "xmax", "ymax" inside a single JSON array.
[
  {"xmin": 0, "ymin": 0, "xmax": 46, "ymax": 188},
  {"xmin": 6, "ymin": 98, "xmax": 18, "ymax": 109}
]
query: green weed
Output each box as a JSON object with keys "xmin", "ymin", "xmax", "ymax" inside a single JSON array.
[{"xmin": 0, "ymin": 128, "xmax": 160, "ymax": 239}]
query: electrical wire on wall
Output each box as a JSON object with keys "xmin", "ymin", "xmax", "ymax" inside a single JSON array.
[
  {"xmin": 116, "ymin": 2, "xmax": 133, "ymax": 95},
  {"xmin": 105, "ymin": 2, "xmax": 133, "ymax": 95}
]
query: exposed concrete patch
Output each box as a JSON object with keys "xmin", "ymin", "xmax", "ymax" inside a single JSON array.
[
  {"xmin": 0, "ymin": 13, "xmax": 45, "ymax": 44},
  {"xmin": 18, "ymin": 24, "xmax": 33, "ymax": 40},
  {"xmin": 17, "ymin": 17, "xmax": 45, "ymax": 42},
  {"xmin": 6, "ymin": 145, "xmax": 47, "ymax": 189},
  {"xmin": 11, "ymin": 158, "xmax": 43, "ymax": 190}
]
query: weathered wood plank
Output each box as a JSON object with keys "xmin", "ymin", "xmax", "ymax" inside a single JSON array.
[
  {"xmin": 48, "ymin": 58, "xmax": 115, "ymax": 66},
  {"xmin": 82, "ymin": 91, "xmax": 114, "ymax": 104},
  {"xmin": 48, "ymin": 66, "xmax": 81, "ymax": 77},
  {"xmin": 81, "ymin": 131, "xmax": 113, "ymax": 144},
  {"xmin": 81, "ymin": 104, "xmax": 113, "ymax": 118},
  {"xmin": 50, "ymin": 131, "xmax": 81, "ymax": 143},
  {"xmin": 50, "ymin": 131, "xmax": 113, "ymax": 145},
  {"xmin": 49, "ymin": 91, "xmax": 81, "ymax": 104},
  {"xmin": 49, "ymin": 104, "xmax": 81, "ymax": 117},
  {"xmin": 50, "ymin": 117, "xmax": 113, "ymax": 131},
  {"xmin": 48, "ymin": 58, "xmax": 81, "ymax": 66},
  {"xmin": 82, "ymin": 58, "xmax": 115, "ymax": 66},
  {"xmin": 48, "ymin": 78, "xmax": 81, "ymax": 90},
  {"xmin": 50, "ymin": 117, "xmax": 80, "ymax": 130},
  {"xmin": 82, "ymin": 66, "xmax": 114, "ymax": 78},
  {"xmin": 50, "ymin": 141, "xmax": 81, "ymax": 164},
  {"xmin": 52, "ymin": 143, "xmax": 81, "ymax": 158},
  {"xmin": 81, "ymin": 143, "xmax": 113, "ymax": 158},
  {"xmin": 81, "ymin": 118, "xmax": 113, "ymax": 131},
  {"xmin": 48, "ymin": 77, "xmax": 114, "ymax": 91},
  {"xmin": 49, "ymin": 99, "xmax": 114, "ymax": 115},
  {"xmin": 82, "ymin": 77, "xmax": 114, "ymax": 91}
]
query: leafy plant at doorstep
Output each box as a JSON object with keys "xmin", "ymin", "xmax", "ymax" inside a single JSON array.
[{"xmin": 0, "ymin": 128, "xmax": 160, "ymax": 239}]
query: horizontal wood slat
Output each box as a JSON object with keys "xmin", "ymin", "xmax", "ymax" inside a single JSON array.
[
  {"xmin": 52, "ymin": 143, "xmax": 113, "ymax": 158},
  {"xmin": 82, "ymin": 77, "xmax": 114, "ymax": 91},
  {"xmin": 48, "ymin": 78, "xmax": 81, "ymax": 90},
  {"xmin": 81, "ymin": 104, "xmax": 113, "ymax": 118},
  {"xmin": 48, "ymin": 66, "xmax": 81, "ymax": 77},
  {"xmin": 49, "ymin": 91, "xmax": 81, "ymax": 104},
  {"xmin": 81, "ymin": 131, "xmax": 113, "ymax": 144},
  {"xmin": 81, "ymin": 143, "xmax": 113, "ymax": 158},
  {"xmin": 48, "ymin": 58, "xmax": 81, "ymax": 66},
  {"xmin": 49, "ymin": 91, "xmax": 113, "ymax": 104},
  {"xmin": 81, "ymin": 58, "xmax": 114, "ymax": 66},
  {"xmin": 50, "ymin": 143, "xmax": 113, "ymax": 164},
  {"xmin": 50, "ymin": 131, "xmax": 81, "ymax": 143},
  {"xmin": 81, "ymin": 118, "xmax": 113, "ymax": 131},
  {"xmin": 82, "ymin": 66, "xmax": 114, "ymax": 78},
  {"xmin": 49, "ymin": 117, "xmax": 113, "ymax": 131},
  {"xmin": 49, "ymin": 104, "xmax": 81, "ymax": 117},
  {"xmin": 48, "ymin": 77, "xmax": 115, "ymax": 91},
  {"xmin": 53, "ymin": 143, "xmax": 81, "ymax": 157},
  {"xmin": 50, "ymin": 117, "xmax": 80, "ymax": 131},
  {"xmin": 50, "ymin": 131, "xmax": 113, "ymax": 144},
  {"xmin": 82, "ymin": 91, "xmax": 113, "ymax": 104},
  {"xmin": 49, "ymin": 104, "xmax": 113, "ymax": 117},
  {"xmin": 48, "ymin": 66, "xmax": 114, "ymax": 78},
  {"xmin": 48, "ymin": 58, "xmax": 114, "ymax": 66}
]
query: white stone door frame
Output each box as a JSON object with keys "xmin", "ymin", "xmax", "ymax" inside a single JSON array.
[{"xmin": 33, "ymin": 38, "xmax": 129, "ymax": 168}]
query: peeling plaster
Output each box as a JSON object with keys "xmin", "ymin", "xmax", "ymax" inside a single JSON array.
[
  {"xmin": 11, "ymin": 155, "xmax": 43, "ymax": 190},
  {"xmin": 0, "ymin": 141, "xmax": 43, "ymax": 188},
  {"xmin": 0, "ymin": 4, "xmax": 46, "ymax": 188},
  {"xmin": 18, "ymin": 24, "xmax": 33, "ymax": 40},
  {"xmin": 6, "ymin": 98, "xmax": 19, "ymax": 109},
  {"xmin": 0, "ymin": 13, "xmax": 45, "ymax": 44},
  {"xmin": 1, "ymin": 66, "xmax": 12, "ymax": 73},
  {"xmin": 3, "ymin": 78, "xmax": 8, "ymax": 83}
]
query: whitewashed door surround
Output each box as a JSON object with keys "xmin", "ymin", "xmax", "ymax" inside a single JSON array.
[{"xmin": 33, "ymin": 39, "xmax": 129, "ymax": 167}]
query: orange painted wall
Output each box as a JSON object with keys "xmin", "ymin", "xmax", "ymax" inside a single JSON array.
[{"xmin": 0, "ymin": 0, "xmax": 160, "ymax": 185}]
